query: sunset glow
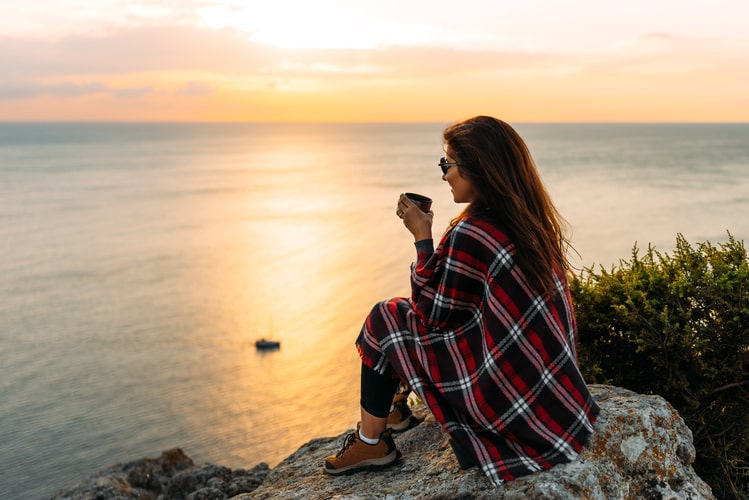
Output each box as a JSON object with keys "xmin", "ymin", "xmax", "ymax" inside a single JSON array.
[{"xmin": 2, "ymin": 0, "xmax": 748, "ymax": 122}]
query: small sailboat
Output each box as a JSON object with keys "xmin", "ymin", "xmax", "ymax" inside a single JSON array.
[
  {"xmin": 255, "ymin": 338, "xmax": 281, "ymax": 350},
  {"xmin": 255, "ymin": 318, "xmax": 280, "ymax": 350}
]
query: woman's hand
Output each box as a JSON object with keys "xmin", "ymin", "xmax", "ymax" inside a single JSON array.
[{"xmin": 396, "ymin": 193, "xmax": 433, "ymax": 242}]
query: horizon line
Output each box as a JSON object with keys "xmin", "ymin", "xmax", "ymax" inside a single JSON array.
[{"xmin": 2, "ymin": 120, "xmax": 748, "ymax": 125}]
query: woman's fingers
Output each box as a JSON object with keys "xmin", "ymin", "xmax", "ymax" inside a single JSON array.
[
  {"xmin": 399, "ymin": 193, "xmax": 416, "ymax": 209},
  {"xmin": 397, "ymin": 193, "xmax": 415, "ymax": 218}
]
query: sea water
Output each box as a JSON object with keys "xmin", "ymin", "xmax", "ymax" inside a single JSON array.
[{"xmin": 1, "ymin": 122, "xmax": 747, "ymax": 498}]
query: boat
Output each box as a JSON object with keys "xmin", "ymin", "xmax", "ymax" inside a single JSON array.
[{"xmin": 255, "ymin": 338, "xmax": 281, "ymax": 350}]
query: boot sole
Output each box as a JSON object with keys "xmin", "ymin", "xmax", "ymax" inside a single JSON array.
[
  {"xmin": 324, "ymin": 450, "xmax": 402, "ymax": 476},
  {"xmin": 387, "ymin": 415, "xmax": 424, "ymax": 433}
]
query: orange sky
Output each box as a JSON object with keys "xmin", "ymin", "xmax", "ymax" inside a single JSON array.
[{"xmin": 2, "ymin": 1, "xmax": 748, "ymax": 122}]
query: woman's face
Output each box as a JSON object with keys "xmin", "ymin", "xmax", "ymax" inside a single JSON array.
[{"xmin": 443, "ymin": 147, "xmax": 477, "ymax": 204}]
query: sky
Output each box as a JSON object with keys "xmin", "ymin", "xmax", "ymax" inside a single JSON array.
[{"xmin": 1, "ymin": 0, "xmax": 748, "ymax": 122}]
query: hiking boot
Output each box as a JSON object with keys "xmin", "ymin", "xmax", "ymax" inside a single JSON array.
[
  {"xmin": 323, "ymin": 427, "xmax": 400, "ymax": 475},
  {"xmin": 387, "ymin": 392, "xmax": 423, "ymax": 432},
  {"xmin": 386, "ymin": 392, "xmax": 414, "ymax": 431}
]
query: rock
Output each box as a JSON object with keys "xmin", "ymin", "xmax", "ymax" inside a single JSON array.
[
  {"xmin": 51, "ymin": 449, "xmax": 270, "ymax": 500},
  {"xmin": 52, "ymin": 385, "xmax": 715, "ymax": 500},
  {"xmin": 241, "ymin": 385, "xmax": 715, "ymax": 500}
]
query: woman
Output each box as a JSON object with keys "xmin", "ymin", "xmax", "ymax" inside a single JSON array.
[{"xmin": 324, "ymin": 116, "xmax": 599, "ymax": 485}]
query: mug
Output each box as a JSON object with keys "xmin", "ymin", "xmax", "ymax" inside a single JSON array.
[{"xmin": 404, "ymin": 192, "xmax": 432, "ymax": 213}]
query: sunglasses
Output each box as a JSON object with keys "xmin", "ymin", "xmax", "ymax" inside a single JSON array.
[{"xmin": 439, "ymin": 157, "xmax": 460, "ymax": 175}]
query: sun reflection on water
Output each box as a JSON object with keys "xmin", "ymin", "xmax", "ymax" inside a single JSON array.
[{"xmin": 175, "ymin": 136, "xmax": 435, "ymax": 468}]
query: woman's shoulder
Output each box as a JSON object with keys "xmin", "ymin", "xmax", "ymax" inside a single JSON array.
[
  {"xmin": 450, "ymin": 214, "xmax": 513, "ymax": 250},
  {"xmin": 454, "ymin": 214, "xmax": 509, "ymax": 239}
]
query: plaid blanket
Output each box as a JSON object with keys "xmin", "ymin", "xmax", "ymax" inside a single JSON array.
[{"xmin": 357, "ymin": 215, "xmax": 599, "ymax": 485}]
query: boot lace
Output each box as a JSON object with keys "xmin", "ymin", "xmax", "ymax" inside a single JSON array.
[{"xmin": 336, "ymin": 432, "xmax": 358, "ymax": 457}]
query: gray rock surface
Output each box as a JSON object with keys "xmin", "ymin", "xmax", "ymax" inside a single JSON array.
[
  {"xmin": 52, "ymin": 385, "xmax": 715, "ymax": 500},
  {"xmin": 51, "ymin": 448, "xmax": 270, "ymax": 500}
]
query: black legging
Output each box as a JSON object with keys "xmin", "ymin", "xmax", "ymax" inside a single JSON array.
[{"xmin": 359, "ymin": 363, "xmax": 401, "ymax": 418}]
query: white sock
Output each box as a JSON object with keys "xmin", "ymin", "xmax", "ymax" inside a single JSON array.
[{"xmin": 358, "ymin": 429, "xmax": 380, "ymax": 445}]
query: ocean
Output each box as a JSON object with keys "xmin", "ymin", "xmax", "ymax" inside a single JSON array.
[{"xmin": 1, "ymin": 122, "xmax": 747, "ymax": 499}]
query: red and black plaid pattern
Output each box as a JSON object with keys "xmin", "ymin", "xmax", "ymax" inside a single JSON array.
[{"xmin": 357, "ymin": 215, "xmax": 599, "ymax": 485}]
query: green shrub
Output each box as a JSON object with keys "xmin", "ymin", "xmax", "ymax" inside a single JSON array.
[{"xmin": 571, "ymin": 233, "xmax": 749, "ymax": 499}]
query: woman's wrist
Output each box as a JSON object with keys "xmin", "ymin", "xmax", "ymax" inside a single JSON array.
[
  {"xmin": 412, "ymin": 229, "xmax": 432, "ymax": 242},
  {"xmin": 414, "ymin": 238, "xmax": 434, "ymax": 254}
]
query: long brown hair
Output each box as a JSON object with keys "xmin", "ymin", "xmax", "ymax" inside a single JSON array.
[{"xmin": 443, "ymin": 116, "xmax": 572, "ymax": 296}]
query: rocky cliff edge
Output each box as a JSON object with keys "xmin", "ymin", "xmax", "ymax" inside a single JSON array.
[{"xmin": 52, "ymin": 385, "xmax": 715, "ymax": 499}]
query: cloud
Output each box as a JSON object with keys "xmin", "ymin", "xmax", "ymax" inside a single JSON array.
[
  {"xmin": 0, "ymin": 25, "xmax": 273, "ymax": 79},
  {"xmin": 641, "ymin": 32, "xmax": 678, "ymax": 41},
  {"xmin": 0, "ymin": 81, "xmax": 152, "ymax": 100},
  {"xmin": 0, "ymin": 23, "xmax": 564, "ymax": 82},
  {"xmin": 109, "ymin": 85, "xmax": 154, "ymax": 98},
  {"xmin": 0, "ymin": 22, "xmax": 746, "ymax": 103},
  {"xmin": 176, "ymin": 81, "xmax": 214, "ymax": 96}
]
